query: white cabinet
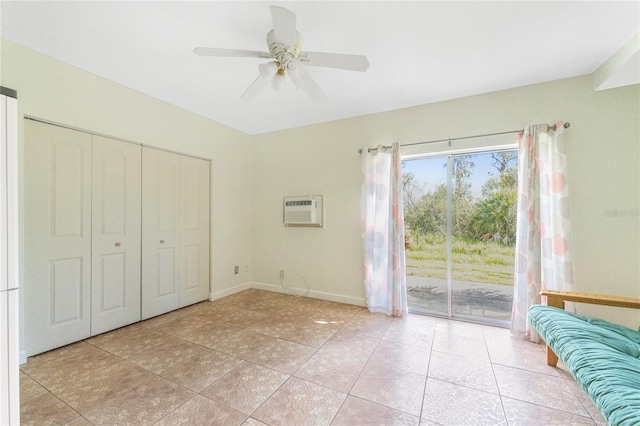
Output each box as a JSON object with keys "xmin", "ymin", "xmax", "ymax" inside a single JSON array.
[
  {"xmin": 1, "ymin": 87, "xmax": 19, "ymax": 426},
  {"xmin": 141, "ymin": 147, "xmax": 210, "ymax": 319},
  {"xmin": 24, "ymin": 121, "xmax": 210, "ymax": 356}
]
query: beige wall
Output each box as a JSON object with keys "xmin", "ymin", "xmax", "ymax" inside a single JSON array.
[
  {"xmin": 3, "ymin": 38, "xmax": 639, "ymax": 337},
  {"xmin": 0, "ymin": 40, "xmax": 254, "ymax": 358},
  {"xmin": 252, "ymin": 76, "xmax": 640, "ymax": 328}
]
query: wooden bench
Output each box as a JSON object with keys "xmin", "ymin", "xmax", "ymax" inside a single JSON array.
[{"xmin": 540, "ymin": 290, "xmax": 640, "ymax": 366}]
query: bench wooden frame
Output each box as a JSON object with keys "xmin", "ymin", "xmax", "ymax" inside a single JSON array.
[{"xmin": 539, "ymin": 290, "xmax": 640, "ymax": 366}]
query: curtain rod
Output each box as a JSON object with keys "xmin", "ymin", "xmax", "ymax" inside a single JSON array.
[{"xmin": 358, "ymin": 122, "xmax": 571, "ymax": 154}]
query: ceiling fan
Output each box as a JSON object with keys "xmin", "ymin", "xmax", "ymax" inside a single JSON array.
[{"xmin": 193, "ymin": 5, "xmax": 370, "ymax": 103}]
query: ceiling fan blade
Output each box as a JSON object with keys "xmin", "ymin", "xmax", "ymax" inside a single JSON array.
[
  {"xmin": 193, "ymin": 47, "xmax": 271, "ymax": 58},
  {"xmin": 241, "ymin": 75, "xmax": 268, "ymax": 101},
  {"xmin": 270, "ymin": 6, "xmax": 297, "ymax": 46},
  {"xmin": 302, "ymin": 52, "xmax": 370, "ymax": 72},
  {"xmin": 291, "ymin": 68, "xmax": 328, "ymax": 104}
]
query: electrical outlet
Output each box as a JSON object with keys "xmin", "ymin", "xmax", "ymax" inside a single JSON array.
[
  {"xmin": 234, "ymin": 265, "xmax": 239, "ymax": 275},
  {"xmin": 279, "ymin": 269, "xmax": 285, "ymax": 279}
]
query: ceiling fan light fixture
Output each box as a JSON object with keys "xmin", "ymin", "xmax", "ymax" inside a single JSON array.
[
  {"xmin": 288, "ymin": 70, "xmax": 302, "ymax": 89},
  {"xmin": 258, "ymin": 61, "xmax": 278, "ymax": 80},
  {"xmin": 271, "ymin": 73, "xmax": 286, "ymax": 91}
]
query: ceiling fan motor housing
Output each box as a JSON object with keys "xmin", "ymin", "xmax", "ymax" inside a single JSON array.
[{"xmin": 267, "ymin": 30, "xmax": 303, "ymax": 75}]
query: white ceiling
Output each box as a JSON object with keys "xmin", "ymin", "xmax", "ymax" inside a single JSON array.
[{"xmin": 1, "ymin": 1, "xmax": 639, "ymax": 135}]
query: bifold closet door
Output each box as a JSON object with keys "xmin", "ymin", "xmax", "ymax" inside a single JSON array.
[
  {"xmin": 141, "ymin": 147, "xmax": 181, "ymax": 319},
  {"xmin": 24, "ymin": 120, "xmax": 92, "ymax": 356},
  {"xmin": 179, "ymin": 155, "xmax": 210, "ymax": 306},
  {"xmin": 91, "ymin": 136, "xmax": 142, "ymax": 335},
  {"xmin": 141, "ymin": 148, "xmax": 210, "ymax": 319}
]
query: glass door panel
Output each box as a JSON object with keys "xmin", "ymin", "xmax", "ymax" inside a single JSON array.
[
  {"xmin": 402, "ymin": 149, "xmax": 517, "ymax": 325},
  {"xmin": 403, "ymin": 156, "xmax": 449, "ymax": 315},
  {"xmin": 450, "ymin": 152, "xmax": 516, "ymax": 322}
]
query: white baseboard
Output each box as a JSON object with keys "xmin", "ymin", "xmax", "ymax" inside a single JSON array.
[
  {"xmin": 209, "ymin": 281, "xmax": 366, "ymax": 308},
  {"xmin": 209, "ymin": 282, "xmax": 252, "ymax": 301},
  {"xmin": 251, "ymin": 281, "xmax": 366, "ymax": 307},
  {"xmin": 19, "ymin": 350, "xmax": 27, "ymax": 365}
]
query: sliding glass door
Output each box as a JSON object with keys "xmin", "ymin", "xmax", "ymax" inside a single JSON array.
[{"xmin": 402, "ymin": 149, "xmax": 517, "ymax": 325}]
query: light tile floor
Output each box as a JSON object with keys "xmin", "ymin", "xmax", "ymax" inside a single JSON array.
[{"xmin": 20, "ymin": 289, "xmax": 606, "ymax": 425}]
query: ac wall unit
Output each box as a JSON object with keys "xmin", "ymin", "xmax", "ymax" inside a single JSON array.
[{"xmin": 283, "ymin": 195, "xmax": 324, "ymax": 227}]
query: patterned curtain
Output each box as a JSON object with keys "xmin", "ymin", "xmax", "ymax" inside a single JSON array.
[
  {"xmin": 361, "ymin": 143, "xmax": 408, "ymax": 317},
  {"xmin": 511, "ymin": 123, "xmax": 573, "ymax": 341}
]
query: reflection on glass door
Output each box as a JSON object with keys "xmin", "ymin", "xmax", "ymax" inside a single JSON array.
[{"xmin": 402, "ymin": 149, "xmax": 517, "ymax": 325}]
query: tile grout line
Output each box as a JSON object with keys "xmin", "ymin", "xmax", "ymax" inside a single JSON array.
[
  {"xmin": 416, "ymin": 323, "xmax": 437, "ymax": 424},
  {"xmin": 482, "ymin": 324, "xmax": 511, "ymax": 425}
]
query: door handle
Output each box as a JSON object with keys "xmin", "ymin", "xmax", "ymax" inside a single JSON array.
[
  {"xmin": 160, "ymin": 240, "xmax": 165, "ymax": 244},
  {"xmin": 115, "ymin": 242, "xmax": 121, "ymax": 247}
]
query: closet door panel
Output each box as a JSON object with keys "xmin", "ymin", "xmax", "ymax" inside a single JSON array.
[
  {"xmin": 142, "ymin": 147, "xmax": 180, "ymax": 319},
  {"xmin": 179, "ymin": 156, "xmax": 210, "ymax": 306},
  {"xmin": 91, "ymin": 136, "xmax": 141, "ymax": 335},
  {"xmin": 24, "ymin": 120, "xmax": 92, "ymax": 356}
]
